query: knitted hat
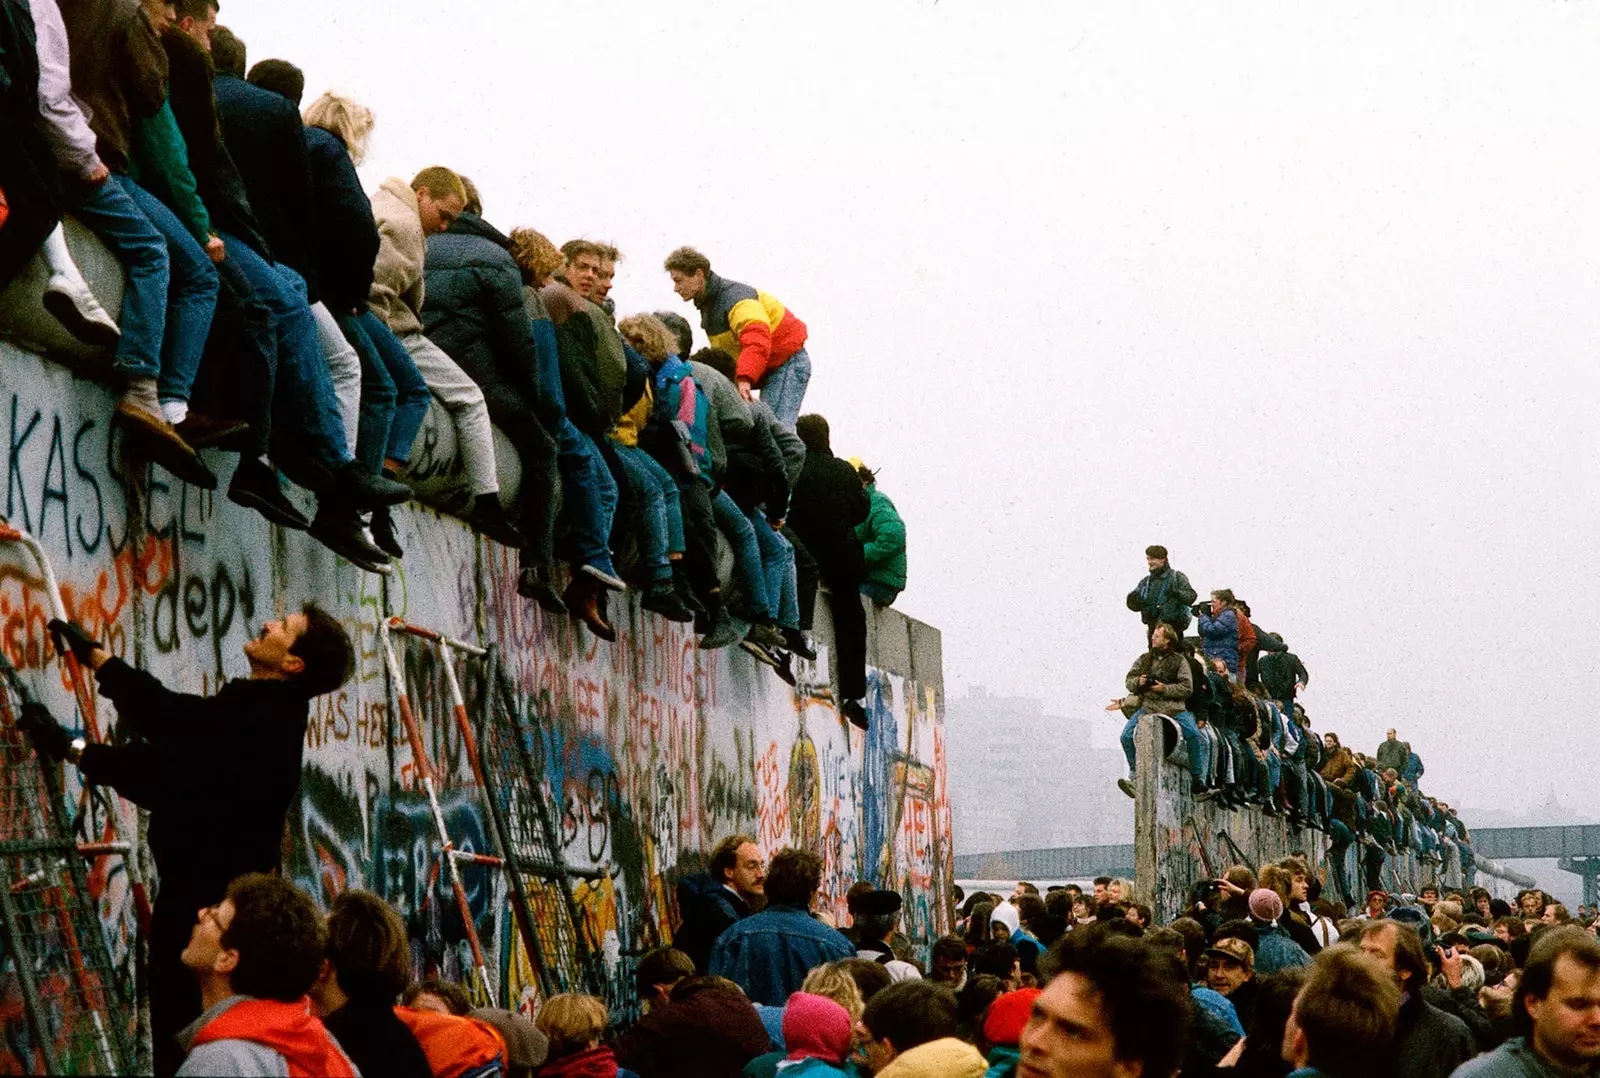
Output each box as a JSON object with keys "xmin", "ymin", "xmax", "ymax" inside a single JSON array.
[
  {"xmin": 783, "ymin": 993, "xmax": 853, "ymax": 1064},
  {"xmin": 1248, "ymin": 888, "xmax": 1284, "ymax": 923},
  {"xmin": 982, "ymin": 989, "xmax": 1041, "ymax": 1047}
]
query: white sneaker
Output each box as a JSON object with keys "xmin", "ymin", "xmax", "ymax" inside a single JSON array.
[
  {"xmin": 580, "ymin": 563, "xmax": 627, "ymax": 591},
  {"xmin": 43, "ymin": 274, "xmax": 120, "ymax": 348}
]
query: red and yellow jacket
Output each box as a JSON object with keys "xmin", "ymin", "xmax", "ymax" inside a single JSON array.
[
  {"xmin": 395, "ymin": 1006, "xmax": 507, "ymax": 1078},
  {"xmin": 695, "ymin": 272, "xmax": 807, "ymax": 385}
]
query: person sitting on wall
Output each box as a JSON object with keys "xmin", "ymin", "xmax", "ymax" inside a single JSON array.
[
  {"xmin": 1105, "ymin": 621, "xmax": 1213, "ymax": 802},
  {"xmin": 173, "ymin": 873, "xmax": 358, "ymax": 1077},
  {"xmin": 852, "ymin": 459, "xmax": 907, "ymax": 609},
  {"xmin": 20, "ymin": 608, "xmax": 354, "ymax": 1078}
]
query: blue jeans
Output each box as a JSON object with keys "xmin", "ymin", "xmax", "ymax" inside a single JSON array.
[
  {"xmin": 711, "ymin": 488, "xmax": 771, "ymax": 618},
  {"xmin": 218, "ymin": 235, "xmax": 348, "ymax": 470},
  {"xmin": 746, "ymin": 505, "xmax": 798, "ymax": 629},
  {"xmin": 121, "ymin": 178, "xmax": 217, "ymax": 403},
  {"xmin": 1120, "ymin": 709, "xmax": 1206, "ymax": 784},
  {"xmin": 555, "ymin": 421, "xmax": 618, "ymax": 576},
  {"xmin": 338, "ymin": 310, "xmax": 431, "ymax": 468},
  {"xmin": 68, "ymin": 175, "xmax": 169, "ymax": 380},
  {"xmin": 758, "ymin": 347, "xmax": 811, "ymax": 429},
  {"xmin": 611, "ymin": 443, "xmax": 681, "ymax": 585}
]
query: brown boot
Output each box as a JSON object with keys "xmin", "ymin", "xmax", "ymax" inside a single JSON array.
[
  {"xmin": 562, "ymin": 575, "xmax": 616, "ymax": 642},
  {"xmin": 115, "ymin": 379, "xmax": 215, "ymax": 489}
]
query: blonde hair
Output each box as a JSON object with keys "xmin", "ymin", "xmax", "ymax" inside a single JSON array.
[
  {"xmin": 1109, "ymin": 878, "xmax": 1136, "ymax": 904},
  {"xmin": 534, "ymin": 993, "xmax": 608, "ymax": 1059},
  {"xmin": 410, "ymin": 166, "xmax": 467, "ymax": 204},
  {"xmin": 508, "ymin": 227, "xmax": 564, "ymax": 286},
  {"xmin": 800, "ymin": 962, "xmax": 866, "ymax": 1022},
  {"xmin": 302, "ymin": 91, "xmax": 374, "ymax": 164},
  {"xmin": 617, "ymin": 314, "xmax": 676, "ymax": 362}
]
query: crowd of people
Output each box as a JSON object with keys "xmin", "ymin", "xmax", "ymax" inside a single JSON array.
[
  {"xmin": 0, "ymin": 0, "xmax": 911, "ymax": 721},
  {"xmin": 1120, "ymin": 545, "xmax": 1475, "ymax": 902}
]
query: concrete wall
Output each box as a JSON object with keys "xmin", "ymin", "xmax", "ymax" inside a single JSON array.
[
  {"xmin": 0, "ymin": 335, "xmax": 952, "ymax": 1062},
  {"xmin": 1133, "ymin": 716, "xmax": 1464, "ymax": 923}
]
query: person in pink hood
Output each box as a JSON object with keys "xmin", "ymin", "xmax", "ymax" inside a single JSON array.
[{"xmin": 778, "ymin": 993, "xmax": 855, "ymax": 1076}]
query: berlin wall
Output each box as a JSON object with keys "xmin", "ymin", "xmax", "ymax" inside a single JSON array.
[{"xmin": 0, "ymin": 332, "xmax": 952, "ymax": 1066}]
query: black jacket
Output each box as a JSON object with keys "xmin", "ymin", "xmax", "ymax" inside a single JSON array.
[
  {"xmin": 672, "ymin": 874, "xmax": 749, "ymax": 975},
  {"xmin": 79, "ymin": 659, "xmax": 311, "ymax": 893},
  {"xmin": 1258, "ymin": 635, "xmax": 1308, "ymax": 703},
  {"xmin": 304, "ymin": 124, "xmax": 379, "ymax": 313},
  {"xmin": 1392, "ymin": 990, "xmax": 1474, "ymax": 1078},
  {"xmin": 212, "ymin": 72, "xmax": 314, "ymax": 284},
  {"xmin": 789, "ymin": 446, "xmax": 869, "ymax": 576},
  {"xmin": 323, "ymin": 1001, "xmax": 431, "ymax": 1078}
]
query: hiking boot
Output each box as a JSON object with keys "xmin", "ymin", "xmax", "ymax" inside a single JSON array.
[
  {"xmin": 175, "ymin": 413, "xmax": 251, "ymax": 450},
  {"xmin": 309, "ymin": 507, "xmax": 392, "ymax": 574},
  {"xmin": 841, "ymin": 699, "xmax": 869, "ymax": 730},
  {"xmin": 739, "ymin": 639, "xmax": 782, "ymax": 670},
  {"xmin": 641, "ymin": 582, "xmax": 695, "ymax": 623},
  {"xmin": 782, "ymin": 626, "xmax": 817, "ymax": 661},
  {"xmin": 563, "ymin": 577, "xmax": 615, "ymax": 642},
  {"xmin": 337, "ymin": 460, "xmax": 411, "ymax": 509},
  {"xmin": 115, "ymin": 379, "xmax": 215, "ymax": 489},
  {"xmin": 370, "ymin": 506, "xmax": 404, "ymax": 559},
  {"xmin": 698, "ymin": 608, "xmax": 744, "ymax": 650},
  {"xmin": 517, "ymin": 566, "xmax": 567, "ymax": 614},
  {"xmin": 43, "ymin": 273, "xmax": 120, "ymax": 348},
  {"xmin": 1192, "ymin": 782, "xmax": 1217, "ymax": 802},
  {"xmin": 1116, "ymin": 778, "xmax": 1135, "ymax": 799},
  {"xmin": 744, "ymin": 620, "xmax": 785, "ymax": 650},
  {"xmin": 580, "ymin": 561, "xmax": 627, "ymax": 592},
  {"xmin": 228, "ymin": 458, "xmax": 309, "ymax": 530},
  {"xmin": 467, "ymin": 494, "xmax": 525, "ymax": 548}
]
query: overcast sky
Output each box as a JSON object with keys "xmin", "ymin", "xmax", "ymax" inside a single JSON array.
[{"xmin": 223, "ymin": 0, "xmax": 1600, "ymax": 821}]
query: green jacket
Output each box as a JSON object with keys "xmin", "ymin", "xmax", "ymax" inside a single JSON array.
[
  {"xmin": 855, "ymin": 485, "xmax": 906, "ymax": 592},
  {"xmin": 129, "ymin": 100, "xmax": 212, "ymax": 244}
]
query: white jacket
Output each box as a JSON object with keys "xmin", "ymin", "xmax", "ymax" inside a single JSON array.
[{"xmin": 25, "ymin": 0, "xmax": 103, "ymax": 178}]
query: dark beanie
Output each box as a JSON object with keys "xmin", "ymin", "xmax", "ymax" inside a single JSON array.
[{"xmin": 1146, "ymin": 545, "xmax": 1168, "ymax": 559}]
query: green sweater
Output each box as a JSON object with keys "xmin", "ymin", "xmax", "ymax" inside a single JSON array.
[{"xmin": 855, "ymin": 485, "xmax": 907, "ymax": 592}]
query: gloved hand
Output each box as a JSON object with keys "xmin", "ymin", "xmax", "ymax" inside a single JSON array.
[
  {"xmin": 47, "ymin": 619, "xmax": 101, "ymax": 665},
  {"xmin": 17, "ymin": 702, "xmax": 71, "ymax": 761}
]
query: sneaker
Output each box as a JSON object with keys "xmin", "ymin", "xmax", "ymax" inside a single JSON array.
[
  {"xmin": 563, "ymin": 577, "xmax": 616, "ymax": 642},
  {"xmin": 370, "ymin": 506, "xmax": 404, "ymax": 559},
  {"xmin": 43, "ymin": 274, "xmax": 120, "ymax": 348},
  {"xmin": 1116, "ymin": 778, "xmax": 1135, "ymax": 799},
  {"xmin": 781, "ymin": 626, "xmax": 817, "ymax": 661},
  {"xmin": 739, "ymin": 639, "xmax": 781, "ymax": 670},
  {"xmin": 309, "ymin": 508, "xmax": 392, "ymax": 574},
  {"xmin": 841, "ymin": 699, "xmax": 869, "ymax": 730},
  {"xmin": 115, "ymin": 381, "xmax": 215, "ymax": 489},
  {"xmin": 337, "ymin": 460, "xmax": 411, "ymax": 509},
  {"xmin": 228, "ymin": 458, "xmax": 309, "ymax": 530},
  {"xmin": 580, "ymin": 562, "xmax": 627, "ymax": 592},
  {"xmin": 468, "ymin": 494, "xmax": 525, "ymax": 548},
  {"xmin": 517, "ymin": 566, "xmax": 567, "ymax": 614},
  {"xmin": 641, "ymin": 582, "xmax": 694, "ymax": 623}
]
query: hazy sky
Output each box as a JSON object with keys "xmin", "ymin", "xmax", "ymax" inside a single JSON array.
[{"xmin": 223, "ymin": 0, "xmax": 1600, "ymax": 819}]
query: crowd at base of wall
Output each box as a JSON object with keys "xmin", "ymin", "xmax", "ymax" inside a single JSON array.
[
  {"xmin": 0, "ymin": 341, "xmax": 952, "ymax": 1068},
  {"xmin": 1135, "ymin": 716, "xmax": 1471, "ymax": 924}
]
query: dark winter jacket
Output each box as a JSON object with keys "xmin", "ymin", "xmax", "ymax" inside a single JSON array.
[
  {"xmin": 0, "ymin": 0, "xmax": 60, "ymax": 288},
  {"xmin": 78, "ymin": 659, "xmax": 311, "ymax": 894},
  {"xmin": 1392, "ymin": 990, "xmax": 1474, "ymax": 1078},
  {"xmin": 322, "ymin": 1000, "xmax": 432, "ymax": 1078},
  {"xmin": 856, "ymin": 485, "xmax": 907, "ymax": 594},
  {"xmin": 1199, "ymin": 608, "xmax": 1240, "ymax": 673},
  {"xmin": 1257, "ymin": 637, "xmax": 1308, "ymax": 703},
  {"xmin": 721, "ymin": 401, "xmax": 792, "ymax": 518},
  {"xmin": 1123, "ymin": 649, "xmax": 1194, "ymax": 717},
  {"xmin": 1376, "ymin": 738, "xmax": 1412, "ymax": 775},
  {"xmin": 58, "ymin": 0, "xmax": 167, "ymax": 173},
  {"xmin": 542, "ymin": 280, "xmax": 625, "ymax": 437},
  {"xmin": 1421, "ymin": 984, "xmax": 1497, "ymax": 1054},
  {"xmin": 213, "ymin": 72, "xmax": 315, "ymax": 282},
  {"xmin": 1126, "ymin": 566, "xmax": 1196, "ymax": 632},
  {"xmin": 789, "ymin": 447, "xmax": 870, "ymax": 577},
  {"xmin": 614, "ymin": 982, "xmax": 772, "ymax": 1078},
  {"xmin": 672, "ymin": 874, "xmax": 749, "ymax": 975},
  {"xmin": 304, "ymin": 124, "xmax": 379, "ymax": 313}
]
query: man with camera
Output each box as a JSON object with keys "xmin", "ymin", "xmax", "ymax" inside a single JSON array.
[
  {"xmin": 1126, "ymin": 544, "xmax": 1197, "ymax": 641},
  {"xmin": 1107, "ymin": 621, "xmax": 1213, "ymax": 801}
]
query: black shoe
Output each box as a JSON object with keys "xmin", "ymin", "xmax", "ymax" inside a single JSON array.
[
  {"xmin": 229, "ymin": 459, "xmax": 309, "ymax": 530},
  {"xmin": 1117, "ymin": 778, "xmax": 1135, "ymax": 799},
  {"xmin": 641, "ymin": 582, "xmax": 695, "ymax": 623},
  {"xmin": 772, "ymin": 650, "xmax": 797, "ymax": 686},
  {"xmin": 309, "ymin": 508, "xmax": 391, "ymax": 573},
  {"xmin": 370, "ymin": 506, "xmax": 404, "ymax": 559},
  {"xmin": 694, "ymin": 589, "xmax": 721, "ymax": 636},
  {"xmin": 468, "ymin": 495, "xmax": 525, "ymax": 548},
  {"xmin": 841, "ymin": 699, "xmax": 869, "ymax": 730},
  {"xmin": 782, "ymin": 626, "xmax": 817, "ymax": 661},
  {"xmin": 671, "ymin": 562, "xmax": 705, "ymax": 617},
  {"xmin": 338, "ymin": 460, "xmax": 411, "ymax": 509},
  {"xmin": 517, "ymin": 566, "xmax": 567, "ymax": 614}
]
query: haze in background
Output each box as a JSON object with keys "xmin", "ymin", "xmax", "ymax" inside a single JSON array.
[{"xmin": 221, "ymin": 0, "xmax": 1600, "ymax": 822}]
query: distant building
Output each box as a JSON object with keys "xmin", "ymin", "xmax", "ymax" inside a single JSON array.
[{"xmin": 946, "ymin": 686, "xmax": 1131, "ymax": 855}]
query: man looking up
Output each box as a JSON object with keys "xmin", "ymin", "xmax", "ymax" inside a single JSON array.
[
  {"xmin": 21, "ymin": 609, "xmax": 354, "ymax": 1076},
  {"xmin": 665, "ymin": 246, "xmax": 811, "ymax": 427},
  {"xmin": 1453, "ymin": 926, "xmax": 1600, "ymax": 1077},
  {"xmin": 1126, "ymin": 544, "xmax": 1197, "ymax": 640},
  {"xmin": 175, "ymin": 874, "xmax": 357, "ymax": 1077}
]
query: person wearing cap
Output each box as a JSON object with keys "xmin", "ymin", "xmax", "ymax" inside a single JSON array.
[
  {"xmin": 851, "ymin": 459, "xmax": 906, "ymax": 608},
  {"xmin": 1248, "ymin": 887, "xmax": 1311, "ymax": 974},
  {"xmin": 978, "ymin": 987, "xmax": 1040, "ymax": 1076},
  {"xmin": 1126, "ymin": 545, "xmax": 1197, "ymax": 641},
  {"xmin": 1205, "ymin": 936, "xmax": 1260, "ymax": 1029},
  {"xmin": 1364, "ymin": 889, "xmax": 1391, "ymax": 920},
  {"xmin": 852, "ymin": 889, "xmax": 924, "ymax": 983}
]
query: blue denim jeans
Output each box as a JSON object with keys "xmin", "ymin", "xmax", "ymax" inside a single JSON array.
[
  {"xmin": 711, "ymin": 488, "xmax": 772, "ymax": 618},
  {"xmin": 1120, "ymin": 709, "xmax": 1206, "ymax": 784},
  {"xmin": 611, "ymin": 443, "xmax": 681, "ymax": 584},
  {"xmin": 745, "ymin": 505, "xmax": 798, "ymax": 629},
  {"xmin": 68, "ymin": 175, "xmax": 169, "ymax": 380},
  {"xmin": 337, "ymin": 311, "xmax": 431, "ymax": 468},
  {"xmin": 218, "ymin": 235, "xmax": 348, "ymax": 470},
  {"xmin": 757, "ymin": 347, "xmax": 811, "ymax": 429},
  {"xmin": 121, "ymin": 178, "xmax": 217, "ymax": 403},
  {"xmin": 555, "ymin": 421, "xmax": 618, "ymax": 576}
]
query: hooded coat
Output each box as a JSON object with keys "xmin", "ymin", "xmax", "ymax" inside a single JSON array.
[{"xmin": 856, "ymin": 485, "xmax": 907, "ymax": 593}]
